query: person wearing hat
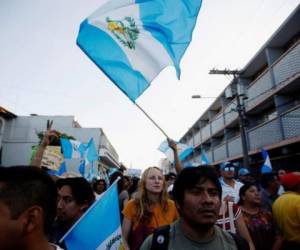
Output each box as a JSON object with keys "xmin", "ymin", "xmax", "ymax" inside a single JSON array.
[
  {"xmin": 220, "ymin": 162, "xmax": 244, "ymax": 204},
  {"xmin": 272, "ymin": 172, "xmax": 300, "ymax": 250},
  {"xmin": 238, "ymin": 168, "xmax": 254, "ymax": 184}
]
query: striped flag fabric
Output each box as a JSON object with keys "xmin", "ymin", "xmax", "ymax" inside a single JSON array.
[
  {"xmin": 200, "ymin": 148, "xmax": 210, "ymax": 165},
  {"xmin": 77, "ymin": 0, "xmax": 202, "ymax": 102},
  {"xmin": 61, "ymin": 180, "xmax": 122, "ymax": 250},
  {"xmin": 261, "ymin": 149, "xmax": 272, "ymax": 174},
  {"xmin": 60, "ymin": 138, "xmax": 86, "ymax": 159}
]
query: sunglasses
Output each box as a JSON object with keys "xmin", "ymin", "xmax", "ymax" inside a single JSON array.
[{"xmin": 223, "ymin": 167, "xmax": 235, "ymax": 172}]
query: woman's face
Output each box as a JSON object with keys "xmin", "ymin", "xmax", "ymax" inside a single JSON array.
[
  {"xmin": 243, "ymin": 185, "xmax": 261, "ymax": 205},
  {"xmin": 145, "ymin": 168, "xmax": 164, "ymax": 194}
]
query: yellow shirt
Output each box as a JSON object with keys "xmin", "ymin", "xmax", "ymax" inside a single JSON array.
[
  {"xmin": 122, "ymin": 199, "xmax": 179, "ymax": 230},
  {"xmin": 272, "ymin": 191, "xmax": 300, "ymax": 243}
]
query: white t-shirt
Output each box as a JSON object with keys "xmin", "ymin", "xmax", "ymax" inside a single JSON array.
[{"xmin": 220, "ymin": 178, "xmax": 244, "ymax": 204}]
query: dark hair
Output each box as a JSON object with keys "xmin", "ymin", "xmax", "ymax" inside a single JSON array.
[
  {"xmin": 109, "ymin": 171, "xmax": 123, "ymax": 185},
  {"xmin": 117, "ymin": 175, "xmax": 130, "ymax": 194},
  {"xmin": 173, "ymin": 166, "xmax": 222, "ymax": 205},
  {"xmin": 56, "ymin": 177, "xmax": 95, "ymax": 206},
  {"xmin": 93, "ymin": 179, "xmax": 107, "ymax": 191},
  {"xmin": 238, "ymin": 182, "xmax": 257, "ymax": 205},
  {"xmin": 0, "ymin": 166, "xmax": 57, "ymax": 234},
  {"xmin": 128, "ymin": 176, "xmax": 140, "ymax": 196},
  {"xmin": 261, "ymin": 173, "xmax": 277, "ymax": 189}
]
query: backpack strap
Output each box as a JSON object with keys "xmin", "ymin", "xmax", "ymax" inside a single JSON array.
[
  {"xmin": 150, "ymin": 225, "xmax": 170, "ymax": 250},
  {"xmin": 229, "ymin": 232, "xmax": 250, "ymax": 250}
]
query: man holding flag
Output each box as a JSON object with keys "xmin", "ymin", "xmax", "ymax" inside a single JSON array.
[
  {"xmin": 49, "ymin": 177, "xmax": 95, "ymax": 248},
  {"xmin": 60, "ymin": 179, "xmax": 122, "ymax": 250}
]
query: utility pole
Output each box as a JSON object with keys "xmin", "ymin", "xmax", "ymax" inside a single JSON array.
[{"xmin": 209, "ymin": 68, "xmax": 250, "ymax": 168}]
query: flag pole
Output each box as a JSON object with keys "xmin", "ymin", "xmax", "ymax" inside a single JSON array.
[{"xmin": 134, "ymin": 103, "xmax": 169, "ymax": 138}]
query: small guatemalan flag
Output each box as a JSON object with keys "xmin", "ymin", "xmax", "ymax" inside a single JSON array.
[{"xmin": 60, "ymin": 180, "xmax": 122, "ymax": 250}]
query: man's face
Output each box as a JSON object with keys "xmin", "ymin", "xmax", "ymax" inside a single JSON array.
[
  {"xmin": 178, "ymin": 179, "xmax": 221, "ymax": 229},
  {"xmin": 0, "ymin": 201, "xmax": 24, "ymax": 250},
  {"xmin": 221, "ymin": 166, "xmax": 235, "ymax": 179},
  {"xmin": 57, "ymin": 185, "xmax": 85, "ymax": 226}
]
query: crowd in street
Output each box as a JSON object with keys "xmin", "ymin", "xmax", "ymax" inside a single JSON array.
[{"xmin": 0, "ymin": 131, "xmax": 299, "ymax": 250}]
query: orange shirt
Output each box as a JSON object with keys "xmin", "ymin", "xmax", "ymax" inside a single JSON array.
[{"xmin": 122, "ymin": 199, "xmax": 179, "ymax": 230}]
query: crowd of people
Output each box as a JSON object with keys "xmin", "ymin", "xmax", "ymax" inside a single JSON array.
[{"xmin": 0, "ymin": 131, "xmax": 300, "ymax": 250}]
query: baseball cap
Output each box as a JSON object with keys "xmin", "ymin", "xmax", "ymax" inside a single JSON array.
[
  {"xmin": 279, "ymin": 172, "xmax": 300, "ymax": 189},
  {"xmin": 220, "ymin": 162, "xmax": 235, "ymax": 169},
  {"xmin": 238, "ymin": 168, "xmax": 250, "ymax": 176}
]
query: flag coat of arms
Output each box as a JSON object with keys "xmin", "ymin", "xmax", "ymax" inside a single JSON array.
[
  {"xmin": 61, "ymin": 181, "xmax": 122, "ymax": 250},
  {"xmin": 77, "ymin": 0, "xmax": 202, "ymax": 102}
]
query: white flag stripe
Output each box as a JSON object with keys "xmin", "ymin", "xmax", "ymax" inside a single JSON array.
[{"xmin": 88, "ymin": 3, "xmax": 173, "ymax": 82}]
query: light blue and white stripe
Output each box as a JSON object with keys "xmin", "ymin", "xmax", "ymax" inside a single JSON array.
[
  {"xmin": 261, "ymin": 149, "xmax": 272, "ymax": 174},
  {"xmin": 77, "ymin": 0, "xmax": 202, "ymax": 102},
  {"xmin": 60, "ymin": 138, "xmax": 86, "ymax": 159},
  {"xmin": 61, "ymin": 180, "xmax": 121, "ymax": 250}
]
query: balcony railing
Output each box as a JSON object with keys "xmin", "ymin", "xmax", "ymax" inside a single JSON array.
[
  {"xmin": 227, "ymin": 136, "xmax": 242, "ymax": 157},
  {"xmin": 248, "ymin": 118, "xmax": 282, "ymax": 150},
  {"xmin": 281, "ymin": 105, "xmax": 300, "ymax": 139},
  {"xmin": 273, "ymin": 41, "xmax": 300, "ymax": 85},
  {"xmin": 213, "ymin": 142, "xmax": 227, "ymax": 161},
  {"xmin": 201, "ymin": 123, "xmax": 211, "ymax": 142},
  {"xmin": 211, "ymin": 113, "xmax": 224, "ymax": 135},
  {"xmin": 245, "ymin": 71, "xmax": 273, "ymax": 108}
]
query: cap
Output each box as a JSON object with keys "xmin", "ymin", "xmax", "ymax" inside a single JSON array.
[
  {"xmin": 279, "ymin": 172, "xmax": 300, "ymax": 189},
  {"xmin": 221, "ymin": 162, "xmax": 235, "ymax": 169},
  {"xmin": 238, "ymin": 168, "xmax": 250, "ymax": 176}
]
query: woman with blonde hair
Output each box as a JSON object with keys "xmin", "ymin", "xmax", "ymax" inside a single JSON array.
[{"xmin": 122, "ymin": 167, "xmax": 179, "ymax": 250}]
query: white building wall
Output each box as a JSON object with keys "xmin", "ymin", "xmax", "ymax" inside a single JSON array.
[{"xmin": 1, "ymin": 115, "xmax": 119, "ymax": 167}]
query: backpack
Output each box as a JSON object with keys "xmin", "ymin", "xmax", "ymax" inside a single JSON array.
[{"xmin": 150, "ymin": 225, "xmax": 250, "ymax": 250}]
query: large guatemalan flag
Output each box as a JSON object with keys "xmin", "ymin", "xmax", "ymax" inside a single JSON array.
[
  {"xmin": 61, "ymin": 180, "xmax": 121, "ymax": 250},
  {"xmin": 77, "ymin": 0, "xmax": 202, "ymax": 102}
]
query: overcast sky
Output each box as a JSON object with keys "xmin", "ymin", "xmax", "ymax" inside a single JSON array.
[{"xmin": 1, "ymin": 0, "xmax": 299, "ymax": 170}]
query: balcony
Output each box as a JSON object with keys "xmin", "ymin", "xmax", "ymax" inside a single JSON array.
[
  {"xmin": 245, "ymin": 71, "xmax": 273, "ymax": 108},
  {"xmin": 213, "ymin": 142, "xmax": 227, "ymax": 161},
  {"xmin": 273, "ymin": 41, "xmax": 300, "ymax": 85},
  {"xmin": 194, "ymin": 130, "xmax": 201, "ymax": 146},
  {"xmin": 227, "ymin": 136, "xmax": 242, "ymax": 157},
  {"xmin": 211, "ymin": 113, "xmax": 224, "ymax": 135},
  {"xmin": 201, "ymin": 123, "xmax": 211, "ymax": 142},
  {"xmin": 282, "ymin": 105, "xmax": 300, "ymax": 139}
]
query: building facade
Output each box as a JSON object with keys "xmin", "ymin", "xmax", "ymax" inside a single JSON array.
[
  {"xmin": 0, "ymin": 112, "xmax": 120, "ymax": 171},
  {"xmin": 180, "ymin": 5, "xmax": 300, "ymax": 172}
]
